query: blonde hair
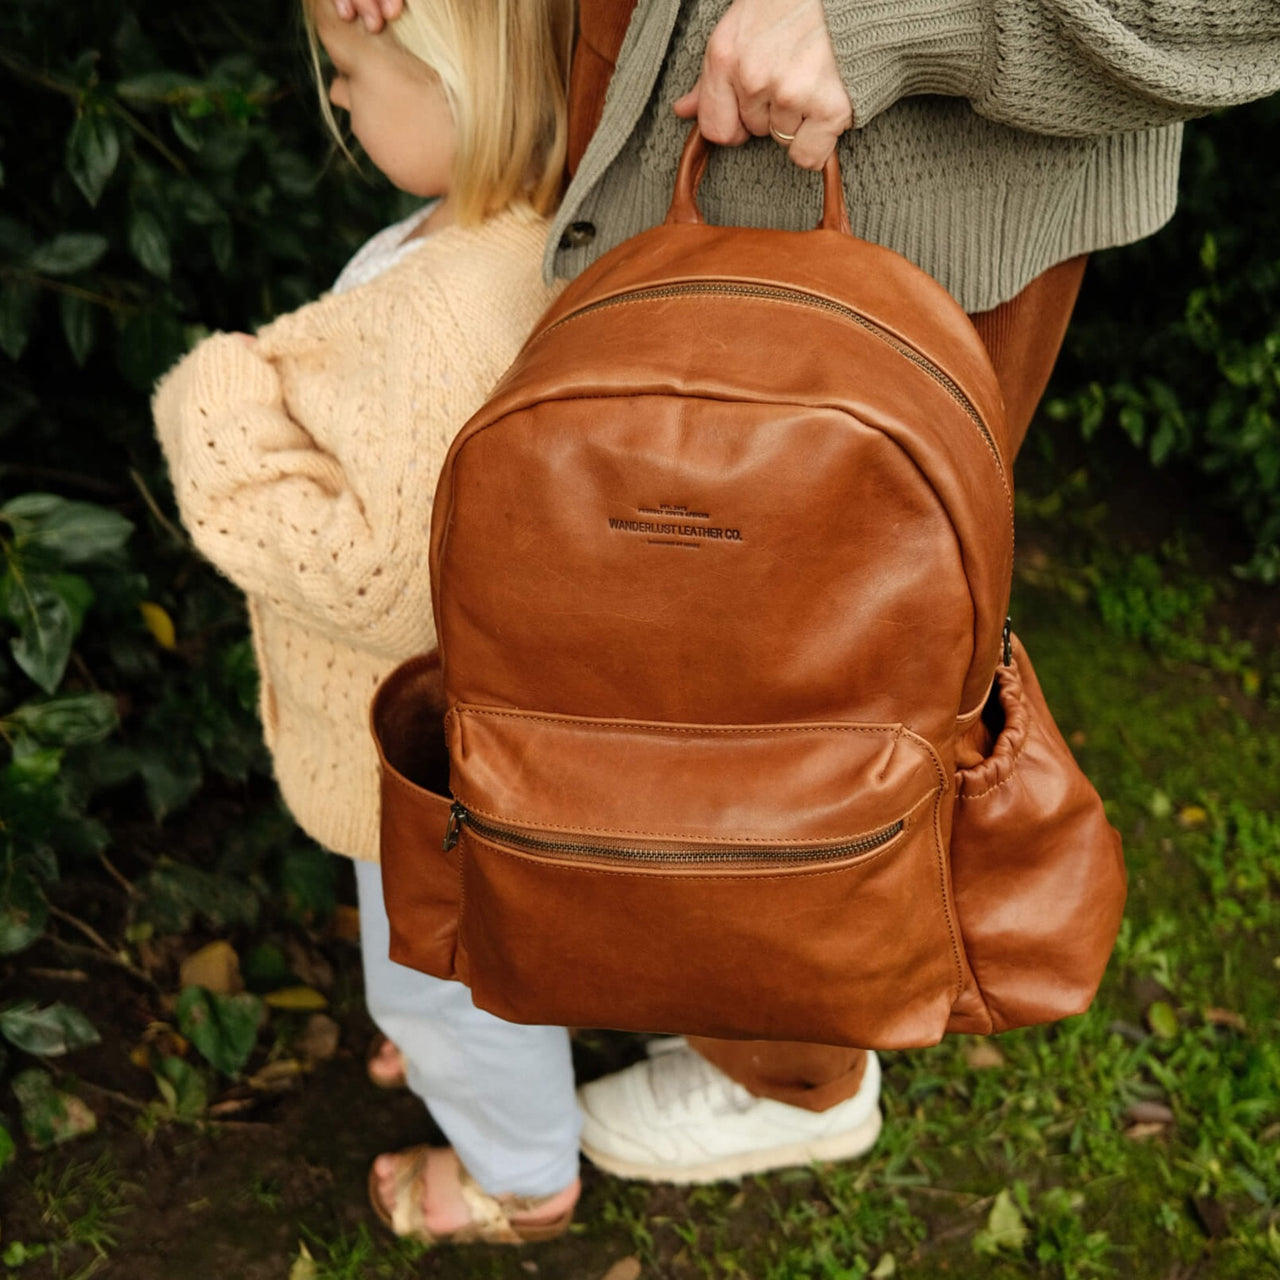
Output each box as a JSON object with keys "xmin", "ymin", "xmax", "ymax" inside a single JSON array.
[{"xmin": 305, "ymin": 0, "xmax": 574, "ymax": 225}]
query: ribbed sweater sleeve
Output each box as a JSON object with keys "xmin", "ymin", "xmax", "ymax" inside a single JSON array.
[{"xmin": 824, "ymin": 0, "xmax": 1280, "ymax": 134}]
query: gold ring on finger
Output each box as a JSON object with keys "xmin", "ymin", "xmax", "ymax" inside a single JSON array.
[{"xmin": 769, "ymin": 125, "xmax": 797, "ymax": 144}]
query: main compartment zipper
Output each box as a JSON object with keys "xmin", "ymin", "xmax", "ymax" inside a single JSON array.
[
  {"xmin": 544, "ymin": 281, "xmax": 1005, "ymax": 481},
  {"xmin": 444, "ymin": 802, "xmax": 904, "ymax": 865}
]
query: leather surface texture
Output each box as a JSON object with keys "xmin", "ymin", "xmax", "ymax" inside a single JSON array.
[
  {"xmin": 947, "ymin": 633, "xmax": 1127, "ymax": 1033},
  {"xmin": 372, "ymin": 130, "xmax": 1125, "ymax": 1047}
]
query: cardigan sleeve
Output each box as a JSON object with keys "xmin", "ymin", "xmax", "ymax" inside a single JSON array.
[
  {"xmin": 822, "ymin": 0, "xmax": 1280, "ymax": 136},
  {"xmin": 152, "ymin": 274, "xmax": 460, "ymax": 659}
]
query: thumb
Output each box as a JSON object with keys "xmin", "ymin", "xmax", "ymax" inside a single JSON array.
[{"xmin": 673, "ymin": 82, "xmax": 701, "ymax": 119}]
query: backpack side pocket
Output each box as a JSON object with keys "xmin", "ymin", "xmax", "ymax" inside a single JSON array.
[
  {"xmin": 372, "ymin": 652, "xmax": 461, "ymax": 981},
  {"xmin": 947, "ymin": 633, "xmax": 1126, "ymax": 1033}
]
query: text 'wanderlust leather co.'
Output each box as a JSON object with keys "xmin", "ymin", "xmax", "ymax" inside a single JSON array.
[{"xmin": 607, "ymin": 503, "xmax": 745, "ymax": 549}]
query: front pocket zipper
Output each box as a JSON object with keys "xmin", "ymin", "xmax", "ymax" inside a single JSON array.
[
  {"xmin": 444, "ymin": 801, "xmax": 904, "ymax": 866},
  {"xmin": 544, "ymin": 281, "xmax": 1006, "ymax": 483}
]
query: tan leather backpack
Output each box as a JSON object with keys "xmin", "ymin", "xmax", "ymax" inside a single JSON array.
[{"xmin": 372, "ymin": 132, "xmax": 1126, "ymax": 1048}]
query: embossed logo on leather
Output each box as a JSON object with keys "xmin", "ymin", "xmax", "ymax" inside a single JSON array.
[{"xmin": 607, "ymin": 502, "xmax": 744, "ymax": 549}]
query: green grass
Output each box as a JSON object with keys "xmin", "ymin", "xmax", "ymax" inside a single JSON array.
[{"xmin": 2, "ymin": 1154, "xmax": 137, "ymax": 1279}]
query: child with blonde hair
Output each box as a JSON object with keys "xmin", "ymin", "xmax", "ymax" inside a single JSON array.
[{"xmin": 152, "ymin": 0, "xmax": 580, "ymax": 1245}]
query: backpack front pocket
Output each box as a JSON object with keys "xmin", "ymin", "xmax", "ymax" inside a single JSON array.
[{"xmin": 447, "ymin": 706, "xmax": 961, "ymax": 1048}]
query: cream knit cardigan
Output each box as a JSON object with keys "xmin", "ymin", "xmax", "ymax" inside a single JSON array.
[{"xmin": 154, "ymin": 212, "xmax": 563, "ymax": 861}]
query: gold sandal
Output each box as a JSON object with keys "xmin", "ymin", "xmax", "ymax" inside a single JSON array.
[{"xmin": 368, "ymin": 1145, "xmax": 575, "ymax": 1246}]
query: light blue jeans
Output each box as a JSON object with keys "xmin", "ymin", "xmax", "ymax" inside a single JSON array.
[{"xmin": 354, "ymin": 859, "xmax": 580, "ymax": 1197}]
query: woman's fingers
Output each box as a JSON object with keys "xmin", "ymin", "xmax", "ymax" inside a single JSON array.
[{"xmin": 675, "ymin": 0, "xmax": 853, "ymax": 169}]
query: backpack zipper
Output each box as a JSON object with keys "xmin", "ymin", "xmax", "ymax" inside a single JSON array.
[
  {"xmin": 543, "ymin": 281, "xmax": 1005, "ymax": 480},
  {"xmin": 444, "ymin": 801, "xmax": 903, "ymax": 865}
]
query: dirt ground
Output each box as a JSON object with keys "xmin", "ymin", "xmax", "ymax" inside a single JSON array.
[{"xmin": 0, "ymin": 822, "xmax": 664, "ymax": 1279}]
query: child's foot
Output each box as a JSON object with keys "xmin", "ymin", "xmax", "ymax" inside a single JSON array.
[
  {"xmin": 366, "ymin": 1035, "xmax": 408, "ymax": 1090},
  {"xmin": 369, "ymin": 1145, "xmax": 579, "ymax": 1244}
]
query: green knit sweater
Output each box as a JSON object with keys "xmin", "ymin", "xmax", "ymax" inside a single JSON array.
[{"xmin": 548, "ymin": 0, "xmax": 1280, "ymax": 311}]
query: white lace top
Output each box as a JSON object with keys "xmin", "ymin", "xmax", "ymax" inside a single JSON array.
[{"xmin": 331, "ymin": 202, "xmax": 437, "ymax": 295}]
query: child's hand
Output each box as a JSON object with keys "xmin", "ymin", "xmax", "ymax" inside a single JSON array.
[{"xmin": 333, "ymin": 0, "xmax": 401, "ymax": 32}]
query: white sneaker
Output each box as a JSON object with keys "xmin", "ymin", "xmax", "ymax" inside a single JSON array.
[{"xmin": 577, "ymin": 1039, "xmax": 882, "ymax": 1184}]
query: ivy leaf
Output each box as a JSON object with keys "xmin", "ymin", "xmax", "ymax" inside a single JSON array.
[
  {"xmin": 116, "ymin": 308, "xmax": 186, "ymax": 390},
  {"xmin": 152, "ymin": 1055, "xmax": 208, "ymax": 1118},
  {"xmin": 278, "ymin": 845, "xmax": 336, "ymax": 925},
  {"xmin": 135, "ymin": 741, "xmax": 205, "ymax": 819},
  {"xmin": 60, "ymin": 293, "xmax": 96, "ymax": 366},
  {"xmin": 11, "ymin": 1068, "xmax": 97, "ymax": 1149},
  {"xmin": 1147, "ymin": 1000, "xmax": 1180, "ymax": 1039},
  {"xmin": 170, "ymin": 108, "xmax": 203, "ymax": 152},
  {"xmin": 4, "ymin": 692, "xmax": 118, "ymax": 748},
  {"xmin": 0, "ymin": 279, "xmax": 39, "ymax": 361},
  {"xmin": 176, "ymin": 987, "xmax": 263, "ymax": 1076},
  {"xmin": 136, "ymin": 862, "xmax": 259, "ymax": 934},
  {"xmin": 7, "ymin": 745, "xmax": 63, "ymax": 788},
  {"xmin": 2, "ymin": 493, "xmax": 133, "ymax": 562},
  {"xmin": 117, "ymin": 71, "xmax": 201, "ymax": 99},
  {"xmin": 128, "ymin": 209, "xmax": 171, "ymax": 281},
  {"xmin": 26, "ymin": 232, "xmax": 109, "ymax": 277},
  {"xmin": 0, "ymin": 570, "xmax": 93, "ymax": 693},
  {"xmin": 0, "ymin": 1120, "xmax": 14, "ymax": 1172},
  {"xmin": 0, "ymin": 1001, "xmax": 100, "ymax": 1056},
  {"xmin": 65, "ymin": 112, "xmax": 121, "ymax": 207},
  {"xmin": 0, "ymin": 869, "xmax": 47, "ymax": 955},
  {"xmin": 973, "ymin": 1187, "xmax": 1030, "ymax": 1256}
]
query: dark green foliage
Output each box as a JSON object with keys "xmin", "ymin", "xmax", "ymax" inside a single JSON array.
[
  {"xmin": 0, "ymin": 0, "xmax": 400, "ymax": 948},
  {"xmin": 175, "ymin": 986, "xmax": 264, "ymax": 1076},
  {"xmin": 1046, "ymin": 96, "xmax": 1280, "ymax": 578},
  {"xmin": 0, "ymin": 0, "xmax": 403, "ymax": 1127}
]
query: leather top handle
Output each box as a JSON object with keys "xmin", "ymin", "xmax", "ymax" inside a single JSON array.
[{"xmin": 665, "ymin": 125, "xmax": 852, "ymax": 236}]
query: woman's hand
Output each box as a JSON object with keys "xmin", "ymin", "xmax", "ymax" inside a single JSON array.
[
  {"xmin": 332, "ymin": 0, "xmax": 401, "ymax": 32},
  {"xmin": 674, "ymin": 0, "xmax": 853, "ymax": 170}
]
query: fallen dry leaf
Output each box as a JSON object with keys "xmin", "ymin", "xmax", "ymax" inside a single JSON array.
[
  {"xmin": 963, "ymin": 1039, "xmax": 1006, "ymax": 1069},
  {"xmin": 286, "ymin": 937, "xmax": 335, "ymax": 992},
  {"xmin": 1203, "ymin": 1006, "xmax": 1247, "ymax": 1031},
  {"xmin": 130, "ymin": 1021, "xmax": 190, "ymax": 1071},
  {"xmin": 264, "ymin": 985, "xmax": 328, "ymax": 1011},
  {"xmin": 139, "ymin": 601, "xmax": 177, "ymax": 649},
  {"xmin": 289, "ymin": 1241, "xmax": 318, "ymax": 1280},
  {"xmin": 601, "ymin": 1259, "xmax": 642, "ymax": 1280},
  {"xmin": 207, "ymin": 1096, "xmax": 260, "ymax": 1117},
  {"xmin": 1191, "ymin": 1195, "xmax": 1230, "ymax": 1238},
  {"xmin": 1125, "ymin": 1100, "xmax": 1175, "ymax": 1125},
  {"xmin": 247, "ymin": 1059, "xmax": 305, "ymax": 1092},
  {"xmin": 1124, "ymin": 1122, "xmax": 1168, "ymax": 1141},
  {"xmin": 331, "ymin": 904, "xmax": 361, "ymax": 942},
  {"xmin": 179, "ymin": 940, "xmax": 243, "ymax": 996},
  {"xmin": 295, "ymin": 1013, "xmax": 341, "ymax": 1063}
]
